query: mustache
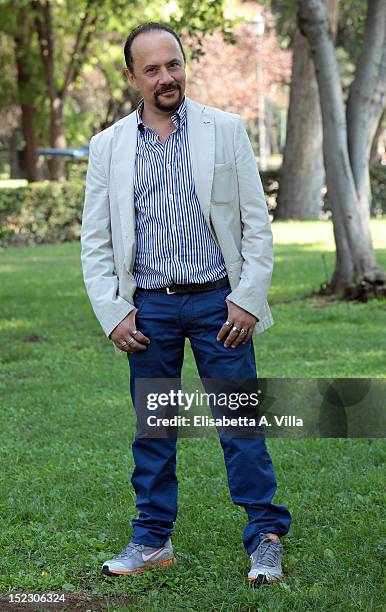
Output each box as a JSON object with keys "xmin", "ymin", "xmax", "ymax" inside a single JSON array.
[{"xmin": 155, "ymin": 84, "xmax": 180, "ymax": 97}]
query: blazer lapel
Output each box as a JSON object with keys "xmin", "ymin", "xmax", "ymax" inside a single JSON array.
[
  {"xmin": 186, "ymin": 97, "xmax": 216, "ymax": 235},
  {"xmin": 111, "ymin": 112, "xmax": 137, "ymax": 268}
]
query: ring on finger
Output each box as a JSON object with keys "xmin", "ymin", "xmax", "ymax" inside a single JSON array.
[
  {"xmin": 240, "ymin": 328, "xmax": 248, "ymax": 334},
  {"xmin": 225, "ymin": 320, "xmax": 233, "ymax": 328},
  {"xmin": 131, "ymin": 329, "xmax": 138, "ymax": 336},
  {"xmin": 127, "ymin": 337, "xmax": 135, "ymax": 345},
  {"xmin": 232, "ymin": 325, "xmax": 241, "ymax": 333},
  {"xmin": 119, "ymin": 340, "xmax": 128, "ymax": 348}
]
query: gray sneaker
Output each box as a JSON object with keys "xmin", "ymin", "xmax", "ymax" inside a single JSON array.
[
  {"xmin": 248, "ymin": 532, "xmax": 283, "ymax": 585},
  {"xmin": 102, "ymin": 538, "xmax": 176, "ymax": 576}
]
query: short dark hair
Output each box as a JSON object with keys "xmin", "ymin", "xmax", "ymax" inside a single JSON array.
[{"xmin": 124, "ymin": 22, "xmax": 186, "ymax": 74}]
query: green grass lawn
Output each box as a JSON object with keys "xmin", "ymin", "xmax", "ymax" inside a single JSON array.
[{"xmin": 0, "ymin": 220, "xmax": 385, "ymax": 611}]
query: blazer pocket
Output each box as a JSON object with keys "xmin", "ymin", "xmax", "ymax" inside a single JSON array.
[{"xmin": 212, "ymin": 162, "xmax": 236, "ymax": 205}]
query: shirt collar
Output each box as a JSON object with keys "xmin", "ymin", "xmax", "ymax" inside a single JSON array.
[{"xmin": 136, "ymin": 95, "xmax": 187, "ymax": 133}]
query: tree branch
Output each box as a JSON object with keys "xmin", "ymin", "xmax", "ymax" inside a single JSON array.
[
  {"xmin": 347, "ymin": 0, "xmax": 386, "ymax": 182},
  {"xmin": 31, "ymin": 0, "xmax": 57, "ymax": 103},
  {"xmin": 367, "ymin": 24, "xmax": 386, "ymax": 150},
  {"xmin": 60, "ymin": 0, "xmax": 97, "ymax": 99}
]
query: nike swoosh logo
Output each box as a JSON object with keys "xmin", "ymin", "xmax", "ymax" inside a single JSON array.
[{"xmin": 141, "ymin": 548, "xmax": 164, "ymax": 562}]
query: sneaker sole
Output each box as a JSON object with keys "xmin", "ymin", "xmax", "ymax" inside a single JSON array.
[
  {"xmin": 102, "ymin": 556, "xmax": 176, "ymax": 576},
  {"xmin": 247, "ymin": 574, "xmax": 281, "ymax": 586}
]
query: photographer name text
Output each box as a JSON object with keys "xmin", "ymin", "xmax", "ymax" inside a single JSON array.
[{"xmin": 146, "ymin": 415, "xmax": 303, "ymax": 428}]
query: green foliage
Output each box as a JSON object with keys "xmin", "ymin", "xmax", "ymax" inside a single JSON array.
[
  {"xmin": 0, "ymin": 33, "xmax": 18, "ymax": 109},
  {"xmin": 268, "ymin": 0, "xmax": 296, "ymax": 49},
  {"xmin": 369, "ymin": 163, "xmax": 386, "ymax": 217},
  {"xmin": 169, "ymin": 0, "xmax": 235, "ymax": 57},
  {"xmin": 0, "ymin": 181, "xmax": 84, "ymax": 246},
  {"xmin": 0, "ymin": 3, "xmax": 45, "ymax": 112},
  {"xmin": 1, "ymin": 0, "xmax": 231, "ymax": 153},
  {"xmin": 64, "ymin": 102, "xmax": 99, "ymax": 148},
  {"xmin": 335, "ymin": 0, "xmax": 367, "ymax": 63},
  {"xmin": 268, "ymin": 0, "xmax": 367, "ymax": 58}
]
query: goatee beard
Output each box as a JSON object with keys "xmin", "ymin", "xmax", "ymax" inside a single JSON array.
[{"xmin": 154, "ymin": 86, "xmax": 182, "ymax": 112}]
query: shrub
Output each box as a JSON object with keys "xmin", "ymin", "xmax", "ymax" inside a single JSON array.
[
  {"xmin": 369, "ymin": 163, "xmax": 386, "ymax": 217},
  {"xmin": 0, "ymin": 164, "xmax": 384, "ymax": 247},
  {"xmin": 260, "ymin": 164, "xmax": 386, "ymax": 218},
  {"xmin": 259, "ymin": 169, "xmax": 280, "ymax": 213},
  {"xmin": 0, "ymin": 181, "xmax": 84, "ymax": 247}
]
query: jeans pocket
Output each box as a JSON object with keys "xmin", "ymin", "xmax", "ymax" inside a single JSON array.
[
  {"xmin": 134, "ymin": 292, "xmax": 146, "ymax": 316},
  {"xmin": 216, "ymin": 285, "xmax": 232, "ymax": 307}
]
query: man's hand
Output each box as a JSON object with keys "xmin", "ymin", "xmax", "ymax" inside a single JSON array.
[
  {"xmin": 217, "ymin": 300, "xmax": 257, "ymax": 348},
  {"xmin": 109, "ymin": 309, "xmax": 150, "ymax": 353}
]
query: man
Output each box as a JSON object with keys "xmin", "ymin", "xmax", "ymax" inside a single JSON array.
[{"xmin": 81, "ymin": 22, "xmax": 291, "ymax": 585}]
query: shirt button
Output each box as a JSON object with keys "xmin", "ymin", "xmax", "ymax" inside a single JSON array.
[
  {"xmin": 167, "ymin": 164, "xmax": 171, "ymax": 170},
  {"xmin": 168, "ymin": 193, "xmax": 174, "ymax": 200},
  {"xmin": 172, "ymin": 224, "xmax": 177, "ymax": 230}
]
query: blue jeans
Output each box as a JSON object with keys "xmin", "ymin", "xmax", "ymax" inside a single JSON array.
[{"xmin": 127, "ymin": 285, "xmax": 291, "ymax": 555}]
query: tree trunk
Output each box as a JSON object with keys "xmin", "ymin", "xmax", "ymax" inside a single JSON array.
[
  {"xmin": 275, "ymin": 26, "xmax": 324, "ymax": 219},
  {"xmin": 20, "ymin": 103, "xmax": 39, "ymax": 181},
  {"xmin": 47, "ymin": 97, "xmax": 66, "ymax": 180},
  {"xmin": 13, "ymin": 10, "xmax": 39, "ymax": 182},
  {"xmin": 330, "ymin": 207, "xmax": 355, "ymax": 289},
  {"xmin": 277, "ymin": 0, "xmax": 338, "ymax": 220},
  {"xmin": 347, "ymin": 0, "xmax": 386, "ymax": 217},
  {"xmin": 298, "ymin": 0, "xmax": 385, "ymax": 291}
]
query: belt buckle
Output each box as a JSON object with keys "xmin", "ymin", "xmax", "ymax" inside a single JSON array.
[{"xmin": 166, "ymin": 287, "xmax": 176, "ymax": 295}]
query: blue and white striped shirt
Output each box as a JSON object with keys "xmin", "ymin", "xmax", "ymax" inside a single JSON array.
[{"xmin": 132, "ymin": 97, "xmax": 227, "ymax": 288}]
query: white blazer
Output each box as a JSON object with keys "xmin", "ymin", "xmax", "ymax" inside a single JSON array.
[{"xmin": 80, "ymin": 97, "xmax": 274, "ymax": 352}]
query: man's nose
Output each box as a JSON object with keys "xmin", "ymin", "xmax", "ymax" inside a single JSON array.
[{"xmin": 158, "ymin": 67, "xmax": 174, "ymax": 84}]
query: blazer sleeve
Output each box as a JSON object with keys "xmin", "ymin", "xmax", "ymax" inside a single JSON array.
[
  {"xmin": 80, "ymin": 136, "xmax": 133, "ymax": 338},
  {"xmin": 226, "ymin": 116, "xmax": 273, "ymax": 319}
]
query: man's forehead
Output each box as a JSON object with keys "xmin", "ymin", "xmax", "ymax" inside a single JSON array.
[{"xmin": 132, "ymin": 31, "xmax": 182, "ymax": 64}]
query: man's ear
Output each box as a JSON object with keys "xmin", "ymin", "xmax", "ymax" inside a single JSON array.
[{"xmin": 124, "ymin": 68, "xmax": 137, "ymax": 89}]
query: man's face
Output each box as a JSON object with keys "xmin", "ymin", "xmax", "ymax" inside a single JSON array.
[{"xmin": 126, "ymin": 31, "xmax": 186, "ymax": 113}]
